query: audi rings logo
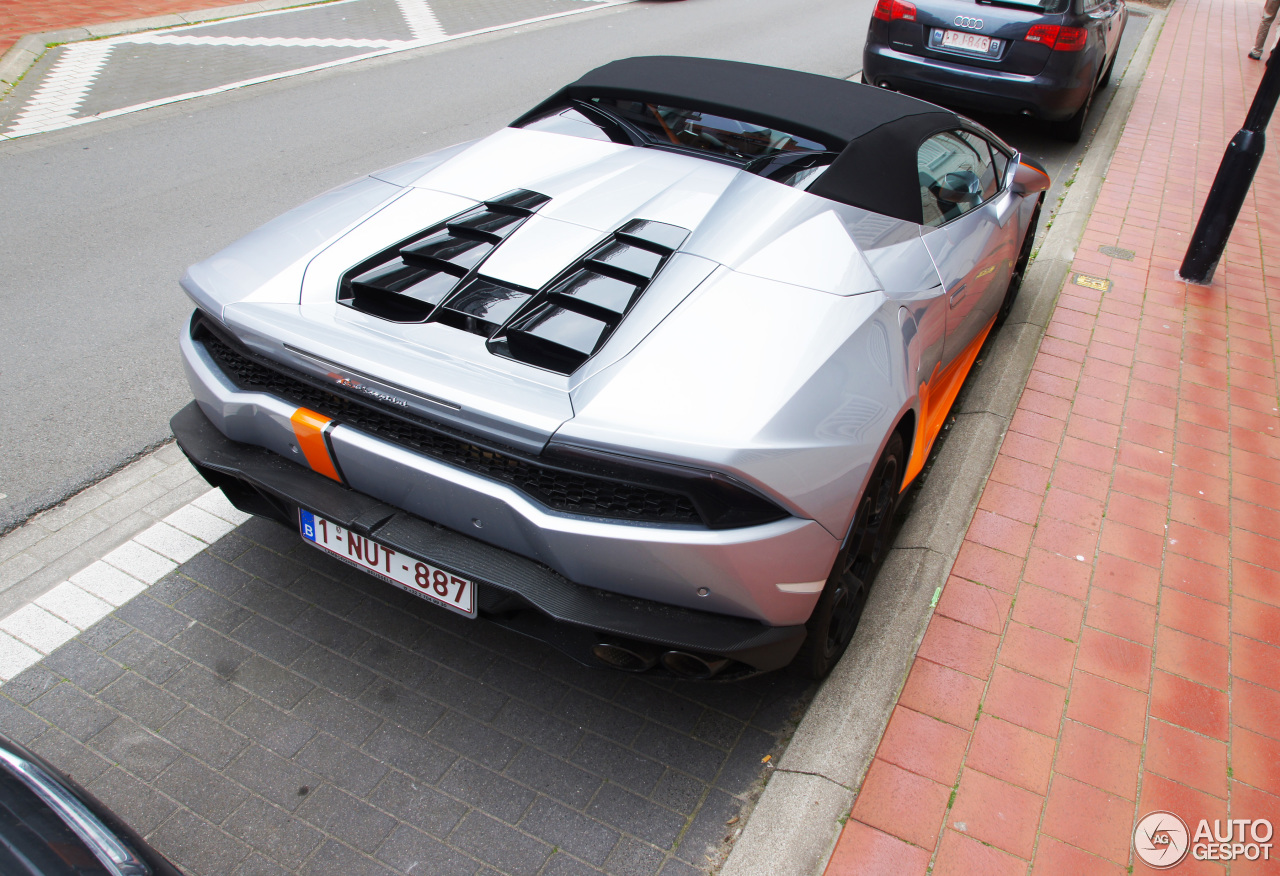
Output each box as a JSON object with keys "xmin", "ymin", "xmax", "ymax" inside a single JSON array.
[
  {"xmin": 954, "ymin": 15, "xmax": 984, "ymax": 28},
  {"xmin": 1134, "ymin": 812, "xmax": 1191, "ymax": 869}
]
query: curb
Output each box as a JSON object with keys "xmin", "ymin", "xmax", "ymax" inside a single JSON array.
[
  {"xmin": 0, "ymin": 0, "xmax": 339, "ymax": 91},
  {"xmin": 0, "ymin": 446, "xmax": 211, "ymax": 621},
  {"xmin": 0, "ymin": 486, "xmax": 249, "ymax": 682},
  {"xmin": 718, "ymin": 8, "xmax": 1169, "ymax": 875}
]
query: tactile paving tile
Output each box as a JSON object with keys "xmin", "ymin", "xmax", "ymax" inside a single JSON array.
[{"xmin": 0, "ymin": 48, "xmax": 60, "ymax": 132}]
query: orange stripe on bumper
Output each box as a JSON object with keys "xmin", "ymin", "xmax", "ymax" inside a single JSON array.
[{"xmin": 290, "ymin": 408, "xmax": 342, "ymax": 482}]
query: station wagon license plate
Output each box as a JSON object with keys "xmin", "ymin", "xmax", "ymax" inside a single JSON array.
[
  {"xmin": 941, "ymin": 29, "xmax": 992, "ymax": 53},
  {"xmin": 300, "ymin": 510, "xmax": 476, "ymax": 617}
]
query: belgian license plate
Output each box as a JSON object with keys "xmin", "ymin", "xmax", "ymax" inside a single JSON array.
[
  {"xmin": 942, "ymin": 29, "xmax": 992, "ymax": 52},
  {"xmin": 300, "ymin": 510, "xmax": 476, "ymax": 617}
]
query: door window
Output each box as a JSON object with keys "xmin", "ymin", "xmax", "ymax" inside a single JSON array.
[{"xmin": 917, "ymin": 130, "xmax": 998, "ymax": 226}]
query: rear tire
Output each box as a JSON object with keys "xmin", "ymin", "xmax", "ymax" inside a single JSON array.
[
  {"xmin": 1051, "ymin": 86, "xmax": 1094, "ymax": 142},
  {"xmin": 997, "ymin": 196, "xmax": 1042, "ymax": 325},
  {"xmin": 798, "ymin": 432, "xmax": 905, "ymax": 679},
  {"xmin": 1098, "ymin": 54, "xmax": 1116, "ymax": 88}
]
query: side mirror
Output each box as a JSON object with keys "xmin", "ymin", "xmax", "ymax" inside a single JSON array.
[
  {"xmin": 1010, "ymin": 158, "xmax": 1051, "ymax": 195},
  {"xmin": 934, "ymin": 170, "xmax": 983, "ymax": 205}
]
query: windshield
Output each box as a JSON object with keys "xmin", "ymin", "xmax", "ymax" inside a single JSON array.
[{"xmin": 588, "ymin": 98, "xmax": 828, "ymax": 162}]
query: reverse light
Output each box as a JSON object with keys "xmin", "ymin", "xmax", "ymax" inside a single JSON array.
[
  {"xmin": 1025, "ymin": 24, "xmax": 1087, "ymax": 51},
  {"xmin": 873, "ymin": 0, "xmax": 917, "ymax": 21}
]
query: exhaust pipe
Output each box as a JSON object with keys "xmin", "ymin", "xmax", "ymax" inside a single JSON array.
[
  {"xmin": 592, "ymin": 642, "xmax": 658, "ymax": 672},
  {"xmin": 660, "ymin": 651, "xmax": 730, "ymax": 680}
]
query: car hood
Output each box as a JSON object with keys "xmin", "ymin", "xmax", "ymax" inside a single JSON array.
[{"xmin": 184, "ymin": 127, "xmax": 936, "ymax": 465}]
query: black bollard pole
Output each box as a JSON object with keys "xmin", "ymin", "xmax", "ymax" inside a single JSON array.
[{"xmin": 1179, "ymin": 45, "xmax": 1280, "ymax": 283}]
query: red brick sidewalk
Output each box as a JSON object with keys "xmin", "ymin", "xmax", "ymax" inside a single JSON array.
[
  {"xmin": 825, "ymin": 0, "xmax": 1280, "ymax": 872},
  {"xmin": 0, "ymin": 0, "xmax": 257, "ymax": 57}
]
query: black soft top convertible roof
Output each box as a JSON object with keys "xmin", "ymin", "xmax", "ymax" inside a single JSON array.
[{"xmin": 514, "ymin": 56, "xmax": 979, "ymax": 225}]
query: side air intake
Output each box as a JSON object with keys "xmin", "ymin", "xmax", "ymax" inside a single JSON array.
[
  {"xmin": 338, "ymin": 190, "xmax": 549, "ymax": 323},
  {"xmin": 488, "ymin": 219, "xmax": 689, "ymax": 374}
]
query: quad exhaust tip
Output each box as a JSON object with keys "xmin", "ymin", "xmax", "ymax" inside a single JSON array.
[
  {"xmin": 591, "ymin": 642, "xmax": 657, "ymax": 672},
  {"xmin": 591, "ymin": 643, "xmax": 730, "ymax": 679}
]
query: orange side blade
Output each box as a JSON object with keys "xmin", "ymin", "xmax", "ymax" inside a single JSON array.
[
  {"xmin": 901, "ymin": 316, "xmax": 997, "ymax": 490},
  {"xmin": 290, "ymin": 408, "xmax": 342, "ymax": 482}
]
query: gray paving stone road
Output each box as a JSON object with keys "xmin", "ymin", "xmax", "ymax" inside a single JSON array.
[
  {"xmin": 0, "ymin": 0, "xmax": 624, "ymax": 138},
  {"xmin": 1, "ymin": 513, "xmax": 814, "ymax": 875}
]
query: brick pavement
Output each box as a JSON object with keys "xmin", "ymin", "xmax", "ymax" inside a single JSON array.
[
  {"xmin": 0, "ymin": 511, "xmax": 812, "ymax": 875},
  {"xmin": 0, "ymin": 0, "xmax": 261, "ymax": 56},
  {"xmin": 824, "ymin": 0, "xmax": 1280, "ymax": 872}
]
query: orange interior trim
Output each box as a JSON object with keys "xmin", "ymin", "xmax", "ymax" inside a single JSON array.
[
  {"xmin": 901, "ymin": 315, "xmax": 997, "ymax": 491},
  {"xmin": 290, "ymin": 408, "xmax": 342, "ymax": 482}
]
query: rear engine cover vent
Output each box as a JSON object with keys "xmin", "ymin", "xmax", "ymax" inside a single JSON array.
[
  {"xmin": 338, "ymin": 190, "xmax": 549, "ymax": 323},
  {"xmin": 434, "ymin": 278, "xmax": 534, "ymax": 338},
  {"xmin": 488, "ymin": 219, "xmax": 689, "ymax": 374}
]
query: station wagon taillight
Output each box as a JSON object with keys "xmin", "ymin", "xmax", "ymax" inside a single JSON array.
[
  {"xmin": 1025, "ymin": 24, "xmax": 1087, "ymax": 51},
  {"xmin": 873, "ymin": 0, "xmax": 917, "ymax": 21}
]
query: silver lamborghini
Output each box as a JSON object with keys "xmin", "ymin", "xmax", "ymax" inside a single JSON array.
[{"xmin": 171, "ymin": 56, "xmax": 1049, "ymax": 679}]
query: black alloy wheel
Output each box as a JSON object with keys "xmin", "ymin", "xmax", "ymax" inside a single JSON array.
[
  {"xmin": 997, "ymin": 195, "xmax": 1042, "ymax": 325},
  {"xmin": 1098, "ymin": 52, "xmax": 1117, "ymax": 88},
  {"xmin": 798, "ymin": 431, "xmax": 905, "ymax": 679},
  {"xmin": 1053, "ymin": 84, "xmax": 1094, "ymax": 142}
]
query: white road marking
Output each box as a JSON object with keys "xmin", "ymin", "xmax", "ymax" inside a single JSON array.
[
  {"xmin": 123, "ymin": 34, "xmax": 409, "ymax": 48},
  {"xmin": 397, "ymin": 0, "xmax": 447, "ymax": 40},
  {"xmin": 0, "ymin": 0, "xmax": 637, "ymax": 141},
  {"xmin": 0, "ymin": 605, "xmax": 78, "ymax": 654},
  {"xmin": 0, "ymin": 487, "xmax": 251, "ymax": 682},
  {"xmin": 35, "ymin": 582, "xmax": 113, "ymax": 631},
  {"xmin": 4, "ymin": 41, "xmax": 113, "ymax": 138}
]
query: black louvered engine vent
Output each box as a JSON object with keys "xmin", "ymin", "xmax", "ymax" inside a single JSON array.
[
  {"xmin": 488, "ymin": 218, "xmax": 689, "ymax": 374},
  {"xmin": 338, "ymin": 188, "xmax": 689, "ymax": 376},
  {"xmin": 339, "ymin": 189, "xmax": 550, "ymax": 324},
  {"xmin": 190, "ymin": 314, "xmax": 710, "ymax": 525}
]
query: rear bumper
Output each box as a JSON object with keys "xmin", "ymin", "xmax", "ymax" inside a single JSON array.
[
  {"xmin": 862, "ymin": 45, "xmax": 1091, "ymax": 120},
  {"xmin": 171, "ymin": 402, "xmax": 807, "ymax": 676},
  {"xmin": 179, "ymin": 321, "xmax": 838, "ymax": 628}
]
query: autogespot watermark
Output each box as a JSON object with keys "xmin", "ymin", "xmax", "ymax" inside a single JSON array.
[{"xmin": 1134, "ymin": 811, "xmax": 1274, "ymax": 868}]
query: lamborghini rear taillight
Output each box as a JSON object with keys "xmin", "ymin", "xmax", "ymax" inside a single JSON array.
[
  {"xmin": 873, "ymin": 0, "xmax": 917, "ymax": 21},
  {"xmin": 1025, "ymin": 24, "xmax": 1087, "ymax": 51}
]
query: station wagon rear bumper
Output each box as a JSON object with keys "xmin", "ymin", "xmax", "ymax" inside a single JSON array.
[{"xmin": 863, "ymin": 45, "xmax": 1091, "ymax": 120}]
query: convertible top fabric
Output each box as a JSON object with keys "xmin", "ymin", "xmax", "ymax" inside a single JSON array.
[{"xmin": 514, "ymin": 56, "xmax": 974, "ymax": 225}]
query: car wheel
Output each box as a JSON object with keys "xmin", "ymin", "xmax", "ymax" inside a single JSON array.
[
  {"xmin": 1051, "ymin": 85, "xmax": 1094, "ymax": 142},
  {"xmin": 798, "ymin": 431, "xmax": 905, "ymax": 679},
  {"xmin": 1098, "ymin": 53, "xmax": 1116, "ymax": 89},
  {"xmin": 997, "ymin": 195, "xmax": 1042, "ymax": 325}
]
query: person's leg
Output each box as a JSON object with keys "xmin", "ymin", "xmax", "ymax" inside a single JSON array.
[{"xmin": 1252, "ymin": 0, "xmax": 1280, "ymax": 57}]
